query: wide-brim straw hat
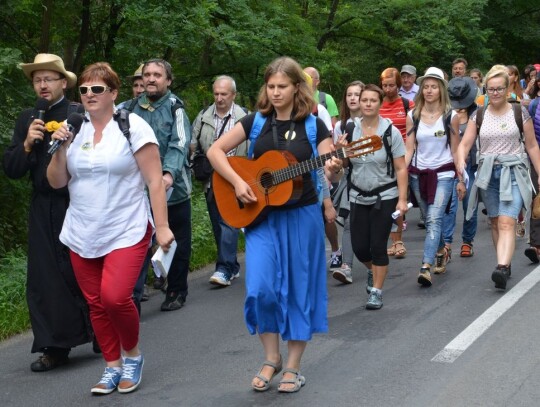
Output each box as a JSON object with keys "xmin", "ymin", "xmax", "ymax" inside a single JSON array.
[
  {"xmin": 19, "ymin": 53, "xmax": 77, "ymax": 88},
  {"xmin": 417, "ymin": 67, "xmax": 447, "ymax": 87},
  {"xmin": 448, "ymin": 77, "xmax": 478, "ymax": 109}
]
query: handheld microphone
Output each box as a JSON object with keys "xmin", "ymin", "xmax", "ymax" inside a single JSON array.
[
  {"xmin": 33, "ymin": 98, "xmax": 49, "ymax": 145},
  {"xmin": 48, "ymin": 113, "xmax": 85, "ymax": 155}
]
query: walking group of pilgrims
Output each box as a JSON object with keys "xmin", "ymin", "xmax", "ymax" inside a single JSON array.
[{"xmin": 4, "ymin": 52, "xmax": 540, "ymax": 396}]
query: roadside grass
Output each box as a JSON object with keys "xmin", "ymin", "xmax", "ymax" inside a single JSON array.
[{"xmin": 0, "ymin": 182, "xmax": 244, "ymax": 340}]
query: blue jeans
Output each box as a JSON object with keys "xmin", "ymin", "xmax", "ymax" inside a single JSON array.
[
  {"xmin": 410, "ymin": 176, "xmax": 454, "ymax": 265},
  {"xmin": 206, "ymin": 188, "xmax": 240, "ymax": 277},
  {"xmin": 461, "ymin": 163, "xmax": 478, "ymax": 243},
  {"xmin": 442, "ymin": 178, "xmax": 459, "ymax": 245}
]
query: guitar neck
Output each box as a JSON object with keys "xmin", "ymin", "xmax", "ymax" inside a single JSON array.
[{"xmin": 272, "ymin": 148, "xmax": 346, "ymax": 185}]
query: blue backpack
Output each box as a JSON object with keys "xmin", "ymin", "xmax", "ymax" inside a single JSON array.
[{"xmin": 247, "ymin": 112, "xmax": 322, "ymax": 197}]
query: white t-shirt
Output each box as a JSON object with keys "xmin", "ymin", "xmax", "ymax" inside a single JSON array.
[
  {"xmin": 60, "ymin": 112, "xmax": 159, "ymax": 258},
  {"xmin": 317, "ymin": 104, "xmax": 333, "ymax": 133},
  {"xmin": 408, "ymin": 110, "xmax": 456, "ymax": 179}
]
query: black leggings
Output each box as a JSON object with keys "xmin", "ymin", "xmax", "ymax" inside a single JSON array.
[{"xmin": 350, "ymin": 198, "xmax": 397, "ymax": 266}]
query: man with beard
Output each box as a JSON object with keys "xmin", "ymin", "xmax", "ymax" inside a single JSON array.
[
  {"xmin": 3, "ymin": 53, "xmax": 95, "ymax": 371},
  {"xmin": 126, "ymin": 59, "xmax": 192, "ymax": 311}
]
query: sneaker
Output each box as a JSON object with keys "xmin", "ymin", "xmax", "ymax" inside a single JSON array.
[
  {"xmin": 366, "ymin": 291, "xmax": 383, "ymax": 310},
  {"xmin": 491, "ymin": 265, "xmax": 510, "ymax": 290},
  {"xmin": 330, "ymin": 250, "xmax": 343, "ymax": 269},
  {"xmin": 160, "ymin": 291, "xmax": 185, "ymax": 311},
  {"xmin": 231, "ymin": 270, "xmax": 240, "ymax": 280},
  {"xmin": 417, "ymin": 220, "xmax": 426, "ymax": 229},
  {"xmin": 366, "ymin": 270, "xmax": 373, "ymax": 294},
  {"xmin": 209, "ymin": 270, "xmax": 232, "ymax": 286},
  {"xmin": 433, "ymin": 247, "xmax": 449, "ymax": 274},
  {"xmin": 118, "ymin": 356, "xmax": 144, "ymax": 394},
  {"xmin": 516, "ymin": 221, "xmax": 525, "ymax": 238},
  {"xmin": 153, "ymin": 276, "xmax": 166, "ymax": 291},
  {"xmin": 332, "ymin": 264, "xmax": 353, "ymax": 284},
  {"xmin": 91, "ymin": 367, "xmax": 122, "ymax": 395},
  {"xmin": 417, "ymin": 267, "xmax": 432, "ymax": 287}
]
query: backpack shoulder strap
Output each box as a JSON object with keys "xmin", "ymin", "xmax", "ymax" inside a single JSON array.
[
  {"xmin": 444, "ymin": 110, "xmax": 453, "ymax": 147},
  {"xmin": 476, "ymin": 105, "xmax": 485, "ymax": 133},
  {"xmin": 305, "ymin": 114, "xmax": 318, "ymax": 157},
  {"xmin": 113, "ymin": 109, "xmax": 131, "ymax": 145},
  {"xmin": 248, "ymin": 112, "xmax": 266, "ymax": 158},
  {"xmin": 512, "ymin": 103, "xmax": 524, "ymax": 141},
  {"xmin": 382, "ymin": 124, "xmax": 394, "ymax": 178},
  {"xmin": 344, "ymin": 121, "xmax": 355, "ymax": 143},
  {"xmin": 401, "ymin": 97, "xmax": 410, "ymax": 114}
]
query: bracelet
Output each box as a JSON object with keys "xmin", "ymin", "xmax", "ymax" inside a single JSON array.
[
  {"xmin": 24, "ymin": 146, "xmax": 32, "ymax": 153},
  {"xmin": 335, "ymin": 167, "xmax": 343, "ymax": 174},
  {"xmin": 457, "ymin": 180, "xmax": 465, "ymax": 185}
]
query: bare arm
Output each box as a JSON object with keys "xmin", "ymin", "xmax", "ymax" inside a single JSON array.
[
  {"xmin": 450, "ymin": 113, "xmax": 460, "ymax": 158},
  {"xmin": 135, "ymin": 143, "xmax": 175, "ymax": 251},
  {"xmin": 393, "ymin": 155, "xmax": 409, "ymax": 215}
]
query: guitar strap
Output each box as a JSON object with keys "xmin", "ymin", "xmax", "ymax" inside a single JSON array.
[{"xmin": 270, "ymin": 112, "xmax": 296, "ymax": 150}]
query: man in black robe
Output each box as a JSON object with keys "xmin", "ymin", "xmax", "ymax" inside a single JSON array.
[{"xmin": 2, "ymin": 54, "xmax": 95, "ymax": 371}]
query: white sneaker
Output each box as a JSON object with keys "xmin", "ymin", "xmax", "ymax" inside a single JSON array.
[{"xmin": 332, "ymin": 264, "xmax": 353, "ymax": 284}]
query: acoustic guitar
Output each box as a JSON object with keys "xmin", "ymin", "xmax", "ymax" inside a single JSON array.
[{"xmin": 212, "ymin": 135, "xmax": 383, "ymax": 228}]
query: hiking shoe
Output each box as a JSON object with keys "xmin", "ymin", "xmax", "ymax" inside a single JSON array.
[
  {"xmin": 91, "ymin": 367, "xmax": 122, "ymax": 395},
  {"xmin": 366, "ymin": 291, "xmax": 383, "ymax": 310},
  {"xmin": 332, "ymin": 264, "xmax": 353, "ymax": 284},
  {"xmin": 417, "ymin": 267, "xmax": 432, "ymax": 287},
  {"xmin": 30, "ymin": 352, "xmax": 69, "ymax": 372},
  {"xmin": 153, "ymin": 276, "xmax": 167, "ymax": 291},
  {"xmin": 330, "ymin": 250, "xmax": 343, "ymax": 269},
  {"xmin": 433, "ymin": 247, "xmax": 449, "ymax": 274},
  {"xmin": 492, "ymin": 265, "xmax": 510, "ymax": 290},
  {"xmin": 231, "ymin": 270, "xmax": 240, "ymax": 280},
  {"xmin": 160, "ymin": 291, "xmax": 185, "ymax": 311},
  {"xmin": 118, "ymin": 356, "xmax": 144, "ymax": 394},
  {"xmin": 366, "ymin": 269, "xmax": 373, "ymax": 294},
  {"xmin": 209, "ymin": 270, "xmax": 233, "ymax": 286}
]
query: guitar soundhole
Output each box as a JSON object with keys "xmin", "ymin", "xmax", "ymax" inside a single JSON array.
[{"xmin": 260, "ymin": 172, "xmax": 274, "ymax": 189}]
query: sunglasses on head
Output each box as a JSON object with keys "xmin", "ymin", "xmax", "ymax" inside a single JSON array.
[{"xmin": 79, "ymin": 85, "xmax": 110, "ymax": 95}]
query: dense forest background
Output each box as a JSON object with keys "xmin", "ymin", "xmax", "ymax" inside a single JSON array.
[{"xmin": 1, "ymin": 0, "xmax": 540, "ymax": 258}]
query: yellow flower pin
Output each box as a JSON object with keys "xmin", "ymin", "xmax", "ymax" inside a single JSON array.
[{"xmin": 45, "ymin": 121, "xmax": 63, "ymax": 132}]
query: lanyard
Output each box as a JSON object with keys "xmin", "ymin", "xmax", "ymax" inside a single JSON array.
[{"xmin": 271, "ymin": 112, "xmax": 296, "ymax": 150}]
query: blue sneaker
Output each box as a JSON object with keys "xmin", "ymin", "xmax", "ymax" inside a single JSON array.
[
  {"xmin": 118, "ymin": 356, "xmax": 144, "ymax": 394},
  {"xmin": 91, "ymin": 367, "xmax": 122, "ymax": 395},
  {"xmin": 209, "ymin": 270, "xmax": 232, "ymax": 286}
]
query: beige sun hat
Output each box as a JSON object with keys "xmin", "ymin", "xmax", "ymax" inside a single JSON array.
[
  {"xmin": 131, "ymin": 64, "xmax": 144, "ymax": 79},
  {"xmin": 19, "ymin": 53, "xmax": 77, "ymax": 88}
]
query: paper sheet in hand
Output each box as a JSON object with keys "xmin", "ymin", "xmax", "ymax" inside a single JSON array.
[{"xmin": 151, "ymin": 240, "xmax": 177, "ymax": 278}]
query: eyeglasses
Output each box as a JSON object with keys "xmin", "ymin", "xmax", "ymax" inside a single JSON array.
[
  {"xmin": 33, "ymin": 78, "xmax": 62, "ymax": 85},
  {"xmin": 79, "ymin": 85, "xmax": 110, "ymax": 95},
  {"xmin": 486, "ymin": 87, "xmax": 506, "ymax": 95}
]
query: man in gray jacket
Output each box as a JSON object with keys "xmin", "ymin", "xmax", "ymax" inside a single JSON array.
[{"xmin": 191, "ymin": 75, "xmax": 247, "ymax": 286}]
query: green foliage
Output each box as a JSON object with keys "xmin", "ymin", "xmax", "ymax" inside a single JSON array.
[
  {"xmin": 0, "ymin": 248, "xmax": 29, "ymax": 340},
  {"xmin": 190, "ymin": 182, "xmax": 218, "ymax": 270}
]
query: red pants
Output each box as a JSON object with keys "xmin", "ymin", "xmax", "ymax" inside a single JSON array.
[{"xmin": 70, "ymin": 224, "xmax": 152, "ymax": 361}]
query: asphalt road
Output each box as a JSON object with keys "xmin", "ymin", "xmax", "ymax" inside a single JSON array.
[{"xmin": 2, "ymin": 207, "xmax": 540, "ymax": 407}]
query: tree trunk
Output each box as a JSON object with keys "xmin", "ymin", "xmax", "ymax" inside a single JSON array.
[{"xmin": 39, "ymin": 0, "xmax": 54, "ymax": 52}]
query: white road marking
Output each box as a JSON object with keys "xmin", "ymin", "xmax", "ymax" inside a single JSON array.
[{"xmin": 432, "ymin": 265, "xmax": 540, "ymax": 363}]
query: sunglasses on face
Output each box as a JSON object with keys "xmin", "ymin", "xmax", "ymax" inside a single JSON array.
[{"xmin": 79, "ymin": 85, "xmax": 110, "ymax": 95}]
